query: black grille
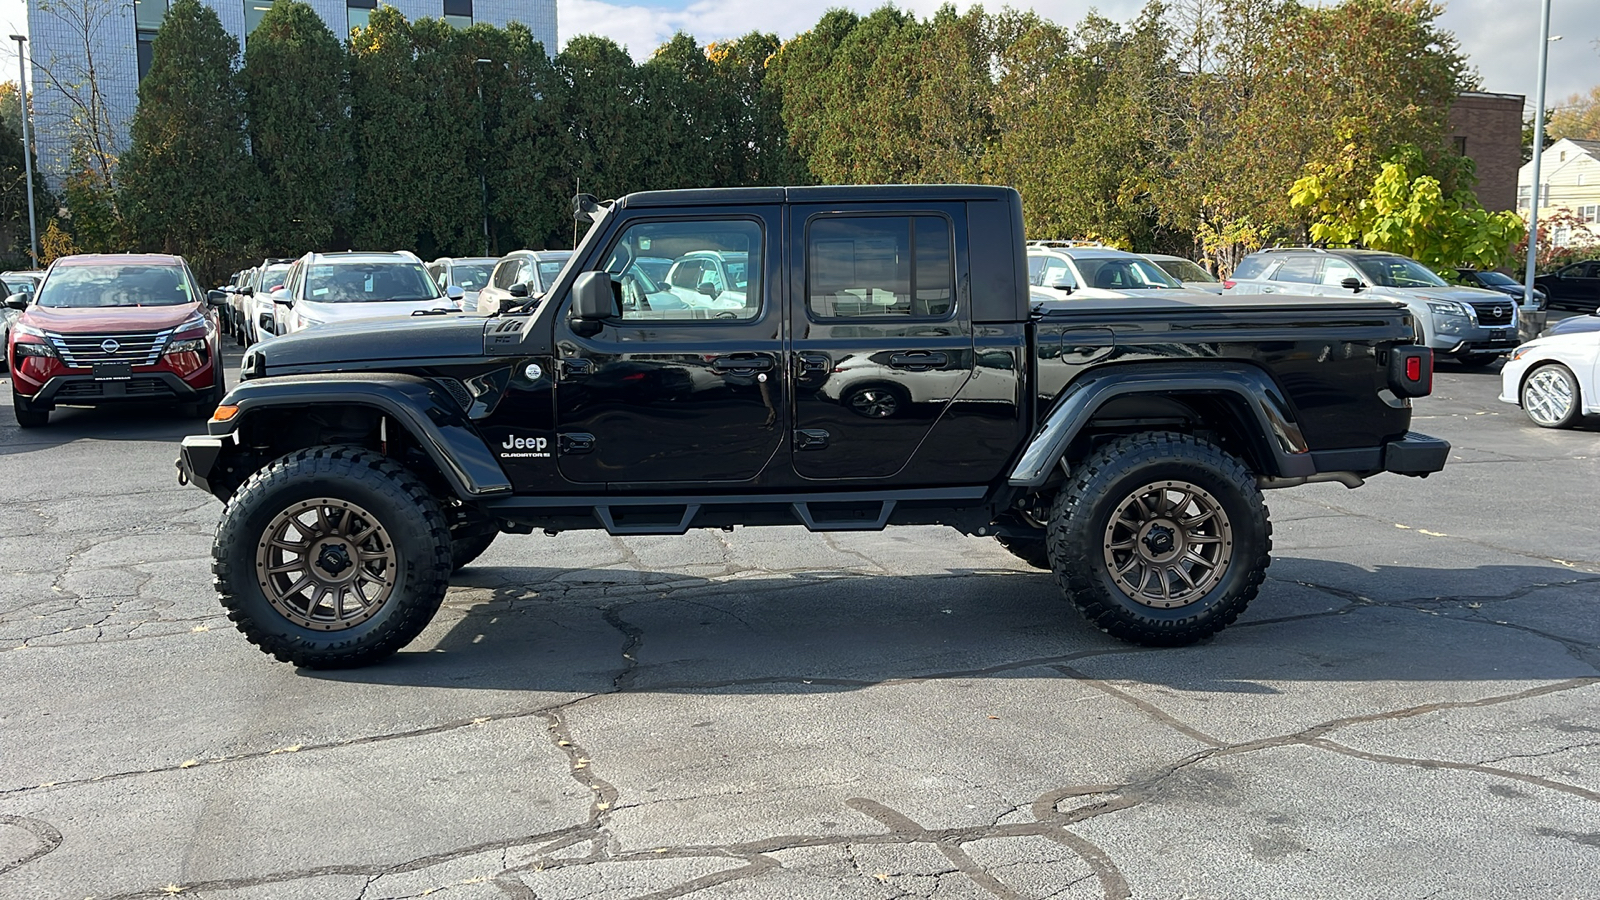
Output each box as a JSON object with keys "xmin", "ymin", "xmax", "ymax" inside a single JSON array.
[
  {"xmin": 54, "ymin": 377, "xmax": 174, "ymax": 399},
  {"xmin": 48, "ymin": 329, "xmax": 172, "ymax": 367},
  {"xmin": 1470, "ymin": 302, "xmax": 1513, "ymax": 327}
]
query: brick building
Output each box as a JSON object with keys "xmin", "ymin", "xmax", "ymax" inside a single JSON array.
[
  {"xmin": 25, "ymin": 0, "xmax": 558, "ymax": 187},
  {"xmin": 1447, "ymin": 91, "xmax": 1525, "ymax": 212}
]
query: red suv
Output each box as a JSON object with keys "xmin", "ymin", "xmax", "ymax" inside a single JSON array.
[{"xmin": 6, "ymin": 254, "xmax": 226, "ymax": 427}]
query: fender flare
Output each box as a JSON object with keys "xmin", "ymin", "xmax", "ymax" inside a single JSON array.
[
  {"xmin": 206, "ymin": 373, "xmax": 512, "ymax": 498},
  {"xmin": 1008, "ymin": 362, "xmax": 1314, "ymax": 488}
]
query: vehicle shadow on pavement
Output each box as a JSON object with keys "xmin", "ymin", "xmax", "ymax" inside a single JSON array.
[
  {"xmin": 0, "ymin": 399, "xmax": 207, "ymax": 455},
  {"xmin": 308, "ymin": 555, "xmax": 1600, "ymax": 694}
]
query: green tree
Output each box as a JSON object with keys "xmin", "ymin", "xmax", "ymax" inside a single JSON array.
[
  {"xmin": 708, "ymin": 33, "xmax": 806, "ymax": 186},
  {"xmin": 556, "ymin": 35, "xmax": 655, "ymax": 200},
  {"xmin": 117, "ymin": 0, "xmax": 259, "ymax": 280},
  {"xmin": 0, "ymin": 93, "xmax": 60, "ymax": 266},
  {"xmin": 490, "ymin": 25, "xmax": 571, "ymax": 249},
  {"xmin": 1548, "ymin": 86, "xmax": 1600, "ymax": 142},
  {"xmin": 1291, "ymin": 144, "xmax": 1525, "ymax": 271},
  {"xmin": 242, "ymin": 0, "xmax": 352, "ymax": 254}
]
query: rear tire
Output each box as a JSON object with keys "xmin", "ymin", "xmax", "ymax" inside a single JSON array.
[
  {"xmin": 1521, "ymin": 363, "xmax": 1582, "ymax": 428},
  {"xmin": 1047, "ymin": 432, "xmax": 1271, "ymax": 646},
  {"xmin": 451, "ymin": 529, "xmax": 498, "ymax": 571},
  {"xmin": 213, "ymin": 445, "xmax": 452, "ymax": 668},
  {"xmin": 995, "ymin": 534, "xmax": 1051, "ymax": 569}
]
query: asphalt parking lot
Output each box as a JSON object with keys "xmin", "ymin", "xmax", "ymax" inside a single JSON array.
[{"xmin": 1, "ymin": 346, "xmax": 1598, "ymax": 900}]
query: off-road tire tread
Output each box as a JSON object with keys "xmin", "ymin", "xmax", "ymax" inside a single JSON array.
[
  {"xmin": 995, "ymin": 534, "xmax": 1051, "ymax": 569},
  {"xmin": 213, "ymin": 445, "xmax": 451, "ymax": 668},
  {"xmin": 1046, "ymin": 431, "xmax": 1271, "ymax": 646}
]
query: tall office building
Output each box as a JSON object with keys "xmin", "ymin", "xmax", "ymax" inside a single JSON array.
[{"xmin": 25, "ymin": 0, "xmax": 558, "ymax": 186}]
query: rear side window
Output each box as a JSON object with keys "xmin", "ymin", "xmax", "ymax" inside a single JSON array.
[
  {"xmin": 1270, "ymin": 256, "xmax": 1322, "ymax": 284},
  {"xmin": 1230, "ymin": 256, "xmax": 1269, "ymax": 281},
  {"xmin": 807, "ymin": 215, "xmax": 954, "ymax": 319}
]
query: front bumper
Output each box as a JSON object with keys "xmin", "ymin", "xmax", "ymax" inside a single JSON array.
[
  {"xmin": 176, "ymin": 433, "xmax": 232, "ymax": 495},
  {"xmin": 28, "ymin": 370, "xmax": 213, "ymax": 408}
]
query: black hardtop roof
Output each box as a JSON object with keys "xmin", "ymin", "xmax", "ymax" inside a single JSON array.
[{"xmin": 615, "ymin": 184, "xmax": 1019, "ymax": 209}]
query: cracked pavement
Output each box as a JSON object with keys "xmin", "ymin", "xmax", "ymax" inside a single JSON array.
[{"xmin": 2, "ymin": 351, "xmax": 1598, "ymax": 899}]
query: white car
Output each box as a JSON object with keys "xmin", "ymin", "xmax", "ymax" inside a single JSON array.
[
  {"xmin": 1499, "ymin": 330, "xmax": 1599, "ymax": 428},
  {"xmin": 1027, "ymin": 243, "xmax": 1217, "ymax": 303},
  {"xmin": 278, "ymin": 252, "xmax": 463, "ymax": 334}
]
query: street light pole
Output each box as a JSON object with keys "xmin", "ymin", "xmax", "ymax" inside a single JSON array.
[
  {"xmin": 10, "ymin": 34, "xmax": 38, "ymax": 267},
  {"xmin": 1522, "ymin": 0, "xmax": 1554, "ymax": 309},
  {"xmin": 475, "ymin": 58, "xmax": 491, "ymax": 258}
]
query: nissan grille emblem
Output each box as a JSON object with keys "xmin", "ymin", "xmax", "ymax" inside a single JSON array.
[
  {"xmin": 101, "ymin": 339, "xmax": 120, "ymax": 354},
  {"xmin": 1492, "ymin": 305, "xmax": 1503, "ymax": 318}
]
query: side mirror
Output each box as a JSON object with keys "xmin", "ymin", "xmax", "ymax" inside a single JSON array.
[
  {"xmin": 4, "ymin": 294, "xmax": 27, "ymax": 310},
  {"xmin": 1046, "ymin": 275, "xmax": 1075, "ymax": 294},
  {"xmin": 446, "ymin": 284, "xmax": 465, "ymax": 302},
  {"xmin": 508, "ymin": 282, "xmax": 530, "ymax": 299},
  {"xmin": 697, "ymin": 281, "xmax": 719, "ymax": 298},
  {"xmin": 1340, "ymin": 277, "xmax": 1364, "ymax": 293},
  {"xmin": 240, "ymin": 286, "xmax": 254, "ymax": 297},
  {"xmin": 206, "ymin": 289, "xmax": 227, "ymax": 307},
  {"xmin": 570, "ymin": 271, "xmax": 616, "ymax": 321},
  {"xmin": 271, "ymin": 289, "xmax": 293, "ymax": 307}
]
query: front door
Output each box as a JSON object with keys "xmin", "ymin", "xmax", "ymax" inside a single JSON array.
[
  {"xmin": 788, "ymin": 205, "xmax": 974, "ymax": 481},
  {"xmin": 552, "ymin": 211, "xmax": 785, "ymax": 486}
]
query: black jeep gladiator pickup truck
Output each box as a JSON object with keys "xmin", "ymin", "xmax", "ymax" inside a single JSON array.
[{"xmin": 177, "ymin": 185, "xmax": 1447, "ymax": 668}]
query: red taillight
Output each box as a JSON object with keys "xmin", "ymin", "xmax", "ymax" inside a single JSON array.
[
  {"xmin": 1388, "ymin": 346, "xmax": 1432, "ymax": 397},
  {"xmin": 1222, "ymin": 279, "xmax": 1236, "ymax": 289},
  {"xmin": 1406, "ymin": 356, "xmax": 1421, "ymax": 381}
]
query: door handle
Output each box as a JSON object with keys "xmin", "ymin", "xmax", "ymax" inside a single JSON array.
[
  {"xmin": 712, "ymin": 356, "xmax": 774, "ymax": 374},
  {"xmin": 888, "ymin": 351, "xmax": 947, "ymax": 370},
  {"xmin": 797, "ymin": 353, "xmax": 830, "ymax": 375},
  {"xmin": 560, "ymin": 358, "xmax": 593, "ymax": 378}
]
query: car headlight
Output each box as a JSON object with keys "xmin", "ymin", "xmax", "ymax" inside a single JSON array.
[
  {"xmin": 297, "ymin": 315, "xmax": 324, "ymax": 328},
  {"xmin": 13, "ymin": 340, "xmax": 57, "ymax": 359},
  {"xmin": 177, "ymin": 312, "xmax": 208, "ymax": 333},
  {"xmin": 15, "ymin": 321, "xmax": 48, "ymax": 339},
  {"xmin": 1427, "ymin": 300, "xmax": 1469, "ymax": 317},
  {"xmin": 1510, "ymin": 345, "xmax": 1538, "ymax": 361},
  {"xmin": 165, "ymin": 337, "xmax": 207, "ymax": 354}
]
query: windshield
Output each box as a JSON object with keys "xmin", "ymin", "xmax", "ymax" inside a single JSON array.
[
  {"xmin": 1157, "ymin": 259, "xmax": 1217, "ymax": 283},
  {"xmin": 260, "ymin": 265, "xmax": 291, "ymax": 292},
  {"xmin": 722, "ymin": 256, "xmax": 750, "ymax": 289},
  {"xmin": 305, "ymin": 262, "xmax": 441, "ymax": 303},
  {"xmin": 1475, "ymin": 271, "xmax": 1518, "ymax": 287},
  {"xmin": 1355, "ymin": 256, "xmax": 1447, "ymax": 288},
  {"xmin": 1075, "ymin": 257, "xmax": 1183, "ymax": 290},
  {"xmin": 451, "ymin": 263, "xmax": 494, "ymax": 291},
  {"xmin": 36, "ymin": 264, "xmax": 193, "ymax": 308}
]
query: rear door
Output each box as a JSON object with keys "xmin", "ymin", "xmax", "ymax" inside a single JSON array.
[
  {"xmin": 788, "ymin": 204, "xmax": 973, "ymax": 481},
  {"xmin": 552, "ymin": 209, "xmax": 785, "ymax": 486}
]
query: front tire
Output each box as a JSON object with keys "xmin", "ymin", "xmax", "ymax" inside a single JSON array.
[
  {"xmin": 1047, "ymin": 432, "xmax": 1271, "ymax": 646},
  {"xmin": 995, "ymin": 534, "xmax": 1051, "ymax": 569},
  {"xmin": 451, "ymin": 529, "xmax": 498, "ymax": 571},
  {"xmin": 213, "ymin": 445, "xmax": 452, "ymax": 668},
  {"xmin": 13, "ymin": 390, "xmax": 47, "ymax": 428},
  {"xmin": 1455, "ymin": 353, "xmax": 1501, "ymax": 369},
  {"xmin": 1521, "ymin": 363, "xmax": 1582, "ymax": 428}
]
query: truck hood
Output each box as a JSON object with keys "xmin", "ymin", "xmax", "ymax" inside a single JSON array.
[
  {"xmin": 253, "ymin": 314, "xmax": 488, "ymax": 371},
  {"xmin": 22, "ymin": 302, "xmax": 203, "ymax": 334}
]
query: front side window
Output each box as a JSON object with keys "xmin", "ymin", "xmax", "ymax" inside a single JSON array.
[
  {"xmin": 604, "ymin": 219, "xmax": 763, "ymax": 321},
  {"xmin": 1039, "ymin": 258, "xmax": 1076, "ymax": 288},
  {"xmin": 1075, "ymin": 257, "xmax": 1180, "ymax": 290},
  {"xmin": 37, "ymin": 265, "xmax": 191, "ymax": 308},
  {"xmin": 1270, "ymin": 256, "xmax": 1322, "ymax": 285},
  {"xmin": 304, "ymin": 262, "xmax": 441, "ymax": 303},
  {"xmin": 1028, "ymin": 255, "xmax": 1047, "ymax": 285},
  {"xmin": 1320, "ymin": 259, "xmax": 1361, "ymax": 285},
  {"xmin": 1161, "ymin": 259, "xmax": 1216, "ymax": 283},
  {"xmin": 807, "ymin": 215, "xmax": 953, "ymax": 318},
  {"xmin": 536, "ymin": 260, "xmax": 567, "ymax": 290}
]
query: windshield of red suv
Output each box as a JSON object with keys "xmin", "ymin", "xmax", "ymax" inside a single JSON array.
[
  {"xmin": 36, "ymin": 265, "xmax": 193, "ymax": 308},
  {"xmin": 305, "ymin": 262, "xmax": 441, "ymax": 303}
]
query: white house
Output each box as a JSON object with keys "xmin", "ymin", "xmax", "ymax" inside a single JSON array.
[{"xmin": 1518, "ymin": 137, "xmax": 1600, "ymax": 246}]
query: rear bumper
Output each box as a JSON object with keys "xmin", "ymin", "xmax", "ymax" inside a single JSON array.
[{"xmin": 1383, "ymin": 431, "xmax": 1450, "ymax": 477}]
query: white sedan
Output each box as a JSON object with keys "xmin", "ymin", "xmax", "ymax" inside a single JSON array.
[{"xmin": 1499, "ymin": 329, "xmax": 1599, "ymax": 427}]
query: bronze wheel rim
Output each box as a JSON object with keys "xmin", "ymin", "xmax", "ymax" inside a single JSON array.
[
  {"xmin": 255, "ymin": 498, "xmax": 398, "ymax": 631},
  {"xmin": 1102, "ymin": 479, "xmax": 1234, "ymax": 609}
]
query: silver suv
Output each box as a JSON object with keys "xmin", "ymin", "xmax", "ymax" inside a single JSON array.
[
  {"xmin": 1225, "ymin": 248, "xmax": 1519, "ymax": 366},
  {"xmin": 1027, "ymin": 242, "xmax": 1214, "ymax": 302}
]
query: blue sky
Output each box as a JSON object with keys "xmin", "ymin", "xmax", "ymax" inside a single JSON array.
[{"xmin": 1, "ymin": 0, "xmax": 1595, "ymax": 119}]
